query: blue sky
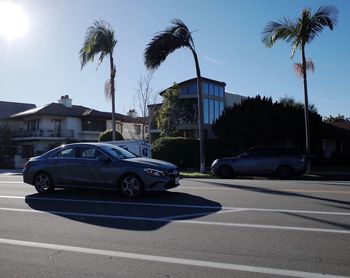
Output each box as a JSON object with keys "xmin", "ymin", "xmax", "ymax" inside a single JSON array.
[{"xmin": 0, "ymin": 0, "xmax": 349, "ymax": 118}]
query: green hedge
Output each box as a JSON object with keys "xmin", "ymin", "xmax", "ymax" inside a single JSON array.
[
  {"xmin": 152, "ymin": 137, "xmax": 235, "ymax": 169},
  {"xmin": 152, "ymin": 137, "xmax": 199, "ymax": 169}
]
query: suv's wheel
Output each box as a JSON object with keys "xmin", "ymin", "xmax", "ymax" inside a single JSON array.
[
  {"xmin": 277, "ymin": 166, "xmax": 294, "ymax": 179},
  {"xmin": 119, "ymin": 174, "xmax": 144, "ymax": 198},
  {"xmin": 34, "ymin": 172, "xmax": 54, "ymax": 193},
  {"xmin": 216, "ymin": 165, "xmax": 234, "ymax": 179}
]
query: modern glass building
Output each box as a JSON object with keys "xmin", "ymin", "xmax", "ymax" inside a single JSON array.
[{"xmin": 148, "ymin": 77, "xmax": 245, "ymax": 142}]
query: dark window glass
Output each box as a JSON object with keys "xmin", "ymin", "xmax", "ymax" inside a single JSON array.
[
  {"xmin": 214, "ymin": 100, "xmax": 220, "ymax": 120},
  {"xmin": 51, "ymin": 147, "xmax": 76, "ymax": 159},
  {"xmin": 209, "ymin": 84, "xmax": 214, "ymax": 96},
  {"xmin": 82, "ymin": 119, "xmax": 106, "ymax": 131},
  {"xmin": 219, "ymin": 87, "xmax": 224, "ymax": 97},
  {"xmin": 180, "ymin": 87, "xmax": 188, "ymax": 95},
  {"xmin": 79, "ymin": 147, "xmax": 104, "ymax": 159},
  {"xmin": 203, "ymin": 82, "xmax": 209, "ymax": 95},
  {"xmin": 214, "ymin": 85, "xmax": 219, "ymax": 97},
  {"xmin": 209, "ymin": 99, "xmax": 214, "ymax": 123},
  {"xmin": 219, "ymin": 101, "xmax": 224, "ymax": 116},
  {"xmin": 204, "ymin": 98, "xmax": 209, "ymax": 124},
  {"xmin": 188, "ymin": 84, "xmax": 197, "ymax": 94}
]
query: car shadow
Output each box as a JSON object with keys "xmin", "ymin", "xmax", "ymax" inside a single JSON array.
[
  {"xmin": 25, "ymin": 189, "xmax": 222, "ymax": 231},
  {"xmin": 191, "ymin": 180, "xmax": 350, "ymax": 207}
]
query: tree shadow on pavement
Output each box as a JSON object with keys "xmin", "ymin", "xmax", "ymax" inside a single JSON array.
[{"xmin": 25, "ymin": 190, "xmax": 222, "ymax": 231}]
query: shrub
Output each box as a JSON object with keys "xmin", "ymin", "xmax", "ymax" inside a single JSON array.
[
  {"xmin": 152, "ymin": 137, "xmax": 199, "ymax": 169},
  {"xmin": 98, "ymin": 129, "xmax": 124, "ymax": 141}
]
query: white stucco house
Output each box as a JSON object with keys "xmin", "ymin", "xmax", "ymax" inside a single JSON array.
[{"xmin": 3, "ymin": 95, "xmax": 146, "ymax": 158}]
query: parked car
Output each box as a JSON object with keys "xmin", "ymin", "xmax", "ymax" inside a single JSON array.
[
  {"xmin": 23, "ymin": 142, "xmax": 179, "ymax": 198},
  {"xmin": 211, "ymin": 146, "xmax": 306, "ymax": 179}
]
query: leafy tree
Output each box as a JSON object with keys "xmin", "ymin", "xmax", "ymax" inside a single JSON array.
[
  {"xmin": 212, "ymin": 96, "xmax": 323, "ymax": 150},
  {"xmin": 144, "ymin": 18, "xmax": 206, "ymax": 172},
  {"xmin": 155, "ymin": 84, "xmax": 196, "ymax": 136},
  {"xmin": 98, "ymin": 129, "xmax": 124, "ymax": 141},
  {"xmin": 324, "ymin": 114, "xmax": 349, "ymax": 123},
  {"xmin": 262, "ymin": 5, "xmax": 338, "ymax": 171},
  {"xmin": 80, "ymin": 20, "xmax": 118, "ymax": 140}
]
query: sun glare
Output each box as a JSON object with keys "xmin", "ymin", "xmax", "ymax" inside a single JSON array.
[{"xmin": 0, "ymin": 2, "xmax": 29, "ymax": 41}]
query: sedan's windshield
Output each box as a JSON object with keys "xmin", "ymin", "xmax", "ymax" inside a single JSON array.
[{"xmin": 100, "ymin": 144, "xmax": 137, "ymax": 159}]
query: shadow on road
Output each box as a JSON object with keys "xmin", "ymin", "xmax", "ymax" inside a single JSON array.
[
  {"xmin": 25, "ymin": 189, "xmax": 222, "ymax": 231},
  {"xmin": 190, "ymin": 180, "xmax": 350, "ymax": 209}
]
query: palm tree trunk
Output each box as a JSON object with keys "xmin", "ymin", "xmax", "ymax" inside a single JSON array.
[
  {"xmin": 301, "ymin": 45, "xmax": 311, "ymax": 172},
  {"xmin": 192, "ymin": 50, "xmax": 205, "ymax": 173},
  {"xmin": 110, "ymin": 54, "xmax": 116, "ymax": 141}
]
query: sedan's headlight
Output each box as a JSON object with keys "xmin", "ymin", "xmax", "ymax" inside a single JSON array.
[{"xmin": 144, "ymin": 168, "xmax": 165, "ymax": 177}]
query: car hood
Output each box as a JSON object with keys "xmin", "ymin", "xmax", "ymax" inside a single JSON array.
[{"xmin": 126, "ymin": 157, "xmax": 177, "ymax": 169}]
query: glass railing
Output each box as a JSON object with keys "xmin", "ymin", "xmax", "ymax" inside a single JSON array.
[{"xmin": 12, "ymin": 128, "xmax": 74, "ymax": 138}]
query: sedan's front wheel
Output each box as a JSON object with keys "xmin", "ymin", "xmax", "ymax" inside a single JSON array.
[
  {"xmin": 119, "ymin": 175, "xmax": 144, "ymax": 198},
  {"xmin": 34, "ymin": 172, "xmax": 54, "ymax": 194}
]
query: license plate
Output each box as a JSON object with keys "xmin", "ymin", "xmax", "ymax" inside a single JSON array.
[{"xmin": 175, "ymin": 177, "xmax": 179, "ymax": 185}]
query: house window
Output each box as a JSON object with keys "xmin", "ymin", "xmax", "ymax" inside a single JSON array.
[
  {"xmin": 134, "ymin": 125, "xmax": 141, "ymax": 135},
  {"xmin": 26, "ymin": 120, "xmax": 39, "ymax": 132},
  {"xmin": 82, "ymin": 119, "xmax": 106, "ymax": 131}
]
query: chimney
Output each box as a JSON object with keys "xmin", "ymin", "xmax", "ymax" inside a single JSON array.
[
  {"xmin": 127, "ymin": 109, "xmax": 138, "ymax": 118},
  {"xmin": 58, "ymin": 95, "xmax": 72, "ymax": 107}
]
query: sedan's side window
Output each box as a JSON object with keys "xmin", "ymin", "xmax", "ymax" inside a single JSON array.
[
  {"xmin": 79, "ymin": 147, "xmax": 104, "ymax": 159},
  {"xmin": 51, "ymin": 147, "xmax": 76, "ymax": 159}
]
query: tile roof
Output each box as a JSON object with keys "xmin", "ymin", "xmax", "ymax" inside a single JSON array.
[{"xmin": 0, "ymin": 101, "xmax": 36, "ymax": 119}]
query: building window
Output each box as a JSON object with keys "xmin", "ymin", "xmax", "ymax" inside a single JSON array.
[
  {"xmin": 82, "ymin": 119, "xmax": 106, "ymax": 131},
  {"xmin": 219, "ymin": 87, "xmax": 224, "ymax": 97},
  {"xmin": 209, "ymin": 84, "xmax": 214, "ymax": 96},
  {"xmin": 204, "ymin": 98, "xmax": 209, "ymax": 124},
  {"xmin": 26, "ymin": 120, "xmax": 39, "ymax": 132},
  {"xmin": 203, "ymin": 82, "xmax": 209, "ymax": 95},
  {"xmin": 134, "ymin": 125, "xmax": 141, "ymax": 135},
  {"xmin": 188, "ymin": 84, "xmax": 197, "ymax": 94}
]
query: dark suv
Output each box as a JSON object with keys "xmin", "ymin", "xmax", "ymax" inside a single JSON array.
[{"xmin": 211, "ymin": 146, "xmax": 306, "ymax": 179}]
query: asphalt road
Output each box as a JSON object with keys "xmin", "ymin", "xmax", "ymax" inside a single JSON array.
[{"xmin": 0, "ymin": 174, "xmax": 349, "ymax": 278}]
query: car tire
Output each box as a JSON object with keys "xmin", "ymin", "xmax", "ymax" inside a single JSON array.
[
  {"xmin": 277, "ymin": 166, "xmax": 295, "ymax": 179},
  {"xmin": 119, "ymin": 174, "xmax": 144, "ymax": 198},
  {"xmin": 34, "ymin": 172, "xmax": 54, "ymax": 194},
  {"xmin": 216, "ymin": 165, "xmax": 234, "ymax": 179}
]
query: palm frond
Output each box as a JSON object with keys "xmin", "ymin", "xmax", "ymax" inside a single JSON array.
[
  {"xmin": 144, "ymin": 18, "xmax": 193, "ymax": 70},
  {"xmin": 261, "ymin": 17, "xmax": 298, "ymax": 48},
  {"xmin": 294, "ymin": 59, "xmax": 315, "ymax": 77},
  {"xmin": 79, "ymin": 20, "xmax": 117, "ymax": 70},
  {"xmin": 304, "ymin": 5, "xmax": 338, "ymax": 44}
]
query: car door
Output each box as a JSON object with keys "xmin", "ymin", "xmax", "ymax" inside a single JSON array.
[
  {"xmin": 234, "ymin": 153, "xmax": 261, "ymax": 174},
  {"xmin": 47, "ymin": 146, "xmax": 80, "ymax": 186},
  {"xmin": 74, "ymin": 146, "xmax": 115, "ymax": 188}
]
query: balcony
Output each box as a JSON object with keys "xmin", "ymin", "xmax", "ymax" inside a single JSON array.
[{"xmin": 12, "ymin": 128, "xmax": 74, "ymax": 140}]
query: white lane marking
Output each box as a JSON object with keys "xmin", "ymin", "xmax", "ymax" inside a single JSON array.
[
  {"xmin": 180, "ymin": 186, "xmax": 350, "ymax": 194},
  {"xmin": 1, "ymin": 195, "xmax": 350, "ymax": 216},
  {"xmin": 162, "ymin": 209, "xmax": 245, "ymax": 220},
  {"xmin": 0, "ymin": 181, "xmax": 23, "ymax": 184},
  {"xmin": 1, "ymin": 207, "xmax": 349, "ymax": 234},
  {"xmin": 0, "ymin": 238, "xmax": 347, "ymax": 278}
]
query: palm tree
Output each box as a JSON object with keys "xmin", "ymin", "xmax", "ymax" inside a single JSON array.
[
  {"xmin": 262, "ymin": 5, "xmax": 338, "ymax": 172},
  {"xmin": 80, "ymin": 20, "xmax": 118, "ymax": 140},
  {"xmin": 144, "ymin": 19, "xmax": 206, "ymax": 173}
]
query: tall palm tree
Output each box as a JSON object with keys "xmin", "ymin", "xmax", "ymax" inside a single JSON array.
[
  {"xmin": 80, "ymin": 20, "xmax": 118, "ymax": 140},
  {"xmin": 262, "ymin": 5, "xmax": 338, "ymax": 172},
  {"xmin": 144, "ymin": 19, "xmax": 206, "ymax": 173}
]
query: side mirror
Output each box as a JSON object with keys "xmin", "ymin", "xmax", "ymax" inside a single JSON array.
[{"xmin": 241, "ymin": 153, "xmax": 249, "ymax": 158}]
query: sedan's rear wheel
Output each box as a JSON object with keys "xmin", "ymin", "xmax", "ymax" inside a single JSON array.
[
  {"xmin": 34, "ymin": 172, "xmax": 54, "ymax": 193},
  {"xmin": 277, "ymin": 166, "xmax": 295, "ymax": 179},
  {"xmin": 216, "ymin": 165, "xmax": 234, "ymax": 179},
  {"xmin": 119, "ymin": 175, "xmax": 144, "ymax": 198}
]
